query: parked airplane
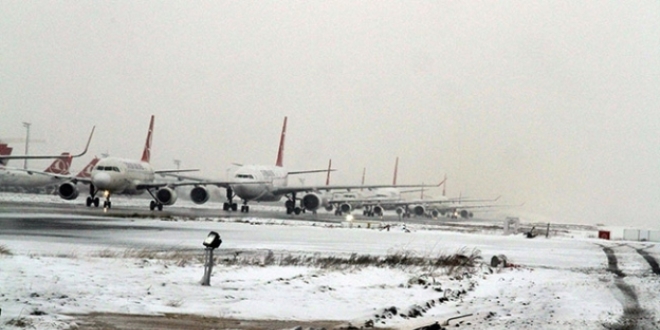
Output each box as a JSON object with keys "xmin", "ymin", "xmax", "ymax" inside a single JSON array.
[
  {"xmin": 57, "ymin": 116, "xmax": 197, "ymax": 210},
  {"xmin": 0, "ymin": 152, "xmax": 73, "ymax": 188},
  {"xmin": 326, "ymin": 157, "xmax": 444, "ymax": 216},
  {"xmin": 182, "ymin": 117, "xmax": 442, "ymax": 215}
]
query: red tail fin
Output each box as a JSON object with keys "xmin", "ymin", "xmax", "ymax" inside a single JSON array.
[
  {"xmin": 275, "ymin": 116, "xmax": 287, "ymax": 167},
  {"xmin": 325, "ymin": 159, "xmax": 332, "ymax": 185},
  {"xmin": 392, "ymin": 157, "xmax": 399, "ymax": 186},
  {"xmin": 76, "ymin": 157, "xmax": 100, "ymax": 178},
  {"xmin": 141, "ymin": 115, "xmax": 155, "ymax": 163},
  {"xmin": 44, "ymin": 153, "xmax": 72, "ymax": 174},
  {"xmin": 442, "ymin": 174, "xmax": 447, "ymax": 197},
  {"xmin": 0, "ymin": 143, "xmax": 13, "ymax": 166},
  {"xmin": 361, "ymin": 167, "xmax": 366, "ymax": 186}
]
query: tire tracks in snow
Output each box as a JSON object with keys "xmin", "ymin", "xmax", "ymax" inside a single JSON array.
[
  {"xmin": 598, "ymin": 244, "xmax": 658, "ymax": 330},
  {"xmin": 627, "ymin": 244, "xmax": 660, "ymax": 276}
]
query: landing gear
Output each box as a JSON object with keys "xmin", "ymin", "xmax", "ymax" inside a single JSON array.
[
  {"xmin": 86, "ymin": 184, "xmax": 101, "ymax": 208},
  {"xmin": 284, "ymin": 193, "xmax": 303, "ymax": 215},
  {"xmin": 223, "ymin": 187, "xmax": 239, "ymax": 212},
  {"xmin": 240, "ymin": 204, "xmax": 250, "ymax": 213},
  {"xmin": 149, "ymin": 200, "xmax": 164, "ymax": 211}
]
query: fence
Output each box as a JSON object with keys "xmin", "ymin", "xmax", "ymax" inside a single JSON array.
[{"xmin": 623, "ymin": 229, "xmax": 660, "ymax": 242}]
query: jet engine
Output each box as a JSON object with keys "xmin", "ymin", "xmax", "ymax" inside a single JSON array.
[
  {"xmin": 460, "ymin": 210, "xmax": 473, "ymax": 218},
  {"xmin": 58, "ymin": 182, "xmax": 79, "ymax": 200},
  {"xmin": 301, "ymin": 193, "xmax": 327, "ymax": 211},
  {"xmin": 395, "ymin": 207, "xmax": 405, "ymax": 215},
  {"xmin": 372, "ymin": 205, "xmax": 384, "ymax": 216},
  {"xmin": 430, "ymin": 209, "xmax": 440, "ymax": 218},
  {"xmin": 156, "ymin": 187, "xmax": 178, "ymax": 206},
  {"xmin": 412, "ymin": 205, "xmax": 426, "ymax": 216},
  {"xmin": 190, "ymin": 186, "xmax": 210, "ymax": 204},
  {"xmin": 339, "ymin": 203, "xmax": 352, "ymax": 214},
  {"xmin": 325, "ymin": 204, "xmax": 334, "ymax": 212}
]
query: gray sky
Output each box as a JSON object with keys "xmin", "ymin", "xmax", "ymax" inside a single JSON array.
[{"xmin": 2, "ymin": 1, "xmax": 659, "ymax": 227}]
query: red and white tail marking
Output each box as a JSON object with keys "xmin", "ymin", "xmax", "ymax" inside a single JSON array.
[
  {"xmin": 76, "ymin": 157, "xmax": 100, "ymax": 178},
  {"xmin": 0, "ymin": 143, "xmax": 13, "ymax": 166},
  {"xmin": 141, "ymin": 115, "xmax": 155, "ymax": 163},
  {"xmin": 44, "ymin": 153, "xmax": 72, "ymax": 174},
  {"xmin": 275, "ymin": 116, "xmax": 287, "ymax": 167},
  {"xmin": 392, "ymin": 157, "xmax": 399, "ymax": 186}
]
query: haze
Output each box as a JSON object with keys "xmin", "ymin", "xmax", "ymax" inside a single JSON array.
[{"xmin": 2, "ymin": 1, "xmax": 659, "ymax": 227}]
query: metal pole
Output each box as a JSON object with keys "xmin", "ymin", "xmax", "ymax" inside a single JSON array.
[
  {"xmin": 22, "ymin": 122, "xmax": 31, "ymax": 169},
  {"xmin": 201, "ymin": 247, "xmax": 214, "ymax": 286}
]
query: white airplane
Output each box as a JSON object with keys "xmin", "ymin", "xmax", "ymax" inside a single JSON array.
[
  {"xmin": 326, "ymin": 157, "xmax": 444, "ymax": 216},
  {"xmin": 57, "ymin": 115, "xmax": 197, "ymax": 210},
  {"xmin": 0, "ymin": 151, "xmax": 73, "ymax": 188},
  {"xmin": 182, "ymin": 117, "xmax": 442, "ymax": 215}
]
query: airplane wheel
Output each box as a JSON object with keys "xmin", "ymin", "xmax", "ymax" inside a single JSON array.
[
  {"xmin": 245, "ymin": 205, "xmax": 249, "ymax": 213},
  {"xmin": 286, "ymin": 207, "xmax": 293, "ymax": 214},
  {"xmin": 231, "ymin": 203, "xmax": 238, "ymax": 211},
  {"xmin": 86, "ymin": 197, "xmax": 92, "ymax": 207},
  {"xmin": 285, "ymin": 200, "xmax": 294, "ymax": 209},
  {"xmin": 157, "ymin": 203, "xmax": 163, "ymax": 211},
  {"xmin": 150, "ymin": 200, "xmax": 156, "ymax": 211},
  {"xmin": 223, "ymin": 202, "xmax": 229, "ymax": 211},
  {"xmin": 240, "ymin": 205, "xmax": 246, "ymax": 212},
  {"xmin": 294, "ymin": 207, "xmax": 301, "ymax": 215},
  {"xmin": 107, "ymin": 201, "xmax": 112, "ymax": 209}
]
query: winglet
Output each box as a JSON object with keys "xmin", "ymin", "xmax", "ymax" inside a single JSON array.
[
  {"xmin": 72, "ymin": 126, "xmax": 95, "ymax": 158},
  {"xmin": 275, "ymin": 116, "xmax": 287, "ymax": 167},
  {"xmin": 141, "ymin": 115, "xmax": 155, "ymax": 163}
]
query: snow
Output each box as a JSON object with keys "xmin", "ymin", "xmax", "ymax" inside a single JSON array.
[{"xmin": 1, "ymin": 194, "xmax": 660, "ymax": 329}]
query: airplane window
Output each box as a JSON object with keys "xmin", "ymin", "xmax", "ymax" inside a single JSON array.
[
  {"xmin": 96, "ymin": 166, "xmax": 104, "ymax": 170},
  {"xmin": 113, "ymin": 167, "xmax": 120, "ymax": 172}
]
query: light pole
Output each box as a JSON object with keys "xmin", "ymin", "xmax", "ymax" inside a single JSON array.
[
  {"xmin": 173, "ymin": 159, "xmax": 181, "ymax": 169},
  {"xmin": 22, "ymin": 122, "xmax": 31, "ymax": 169}
]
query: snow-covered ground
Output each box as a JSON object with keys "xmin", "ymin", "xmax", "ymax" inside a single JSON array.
[{"xmin": 1, "ymin": 193, "xmax": 660, "ymax": 329}]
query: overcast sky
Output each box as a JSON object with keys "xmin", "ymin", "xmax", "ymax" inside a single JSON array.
[{"xmin": 2, "ymin": 1, "xmax": 659, "ymax": 227}]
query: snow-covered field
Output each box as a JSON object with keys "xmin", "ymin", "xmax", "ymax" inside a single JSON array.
[{"xmin": 1, "ymin": 193, "xmax": 660, "ymax": 329}]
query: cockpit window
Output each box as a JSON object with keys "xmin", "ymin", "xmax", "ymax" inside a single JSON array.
[
  {"xmin": 95, "ymin": 166, "xmax": 120, "ymax": 172},
  {"xmin": 235, "ymin": 174, "xmax": 255, "ymax": 179}
]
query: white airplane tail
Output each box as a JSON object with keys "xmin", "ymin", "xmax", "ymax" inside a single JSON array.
[{"xmin": 0, "ymin": 143, "xmax": 13, "ymax": 166}]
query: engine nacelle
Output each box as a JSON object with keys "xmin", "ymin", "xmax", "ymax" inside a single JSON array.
[
  {"xmin": 190, "ymin": 186, "xmax": 210, "ymax": 204},
  {"xmin": 325, "ymin": 204, "xmax": 334, "ymax": 212},
  {"xmin": 430, "ymin": 209, "xmax": 440, "ymax": 218},
  {"xmin": 339, "ymin": 203, "xmax": 352, "ymax": 214},
  {"xmin": 395, "ymin": 207, "xmax": 405, "ymax": 215},
  {"xmin": 373, "ymin": 205, "xmax": 384, "ymax": 216},
  {"xmin": 58, "ymin": 182, "xmax": 79, "ymax": 200},
  {"xmin": 412, "ymin": 205, "xmax": 426, "ymax": 216},
  {"xmin": 156, "ymin": 187, "xmax": 178, "ymax": 206},
  {"xmin": 460, "ymin": 210, "xmax": 473, "ymax": 218},
  {"xmin": 301, "ymin": 193, "xmax": 327, "ymax": 211}
]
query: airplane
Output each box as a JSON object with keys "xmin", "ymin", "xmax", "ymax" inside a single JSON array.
[
  {"xmin": 56, "ymin": 115, "xmax": 198, "ymax": 210},
  {"xmin": 177, "ymin": 117, "xmax": 442, "ymax": 215},
  {"xmin": 0, "ymin": 127, "xmax": 95, "ymax": 161},
  {"xmin": 326, "ymin": 157, "xmax": 445, "ymax": 216},
  {"xmin": 0, "ymin": 151, "xmax": 73, "ymax": 189},
  {"xmin": 361, "ymin": 178, "xmax": 504, "ymax": 218}
]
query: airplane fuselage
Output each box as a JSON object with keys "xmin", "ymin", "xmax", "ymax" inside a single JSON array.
[
  {"xmin": 91, "ymin": 158, "xmax": 155, "ymax": 195},
  {"xmin": 231, "ymin": 165, "xmax": 289, "ymax": 202},
  {"xmin": 0, "ymin": 167, "xmax": 66, "ymax": 188}
]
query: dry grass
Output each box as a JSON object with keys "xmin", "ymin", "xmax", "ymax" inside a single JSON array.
[{"xmin": 0, "ymin": 244, "xmax": 13, "ymax": 256}]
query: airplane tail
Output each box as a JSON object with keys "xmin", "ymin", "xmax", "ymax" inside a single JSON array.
[
  {"xmin": 0, "ymin": 143, "xmax": 13, "ymax": 166},
  {"xmin": 76, "ymin": 157, "xmax": 100, "ymax": 178},
  {"xmin": 275, "ymin": 116, "xmax": 287, "ymax": 167},
  {"xmin": 442, "ymin": 174, "xmax": 447, "ymax": 197},
  {"xmin": 361, "ymin": 167, "xmax": 366, "ymax": 186},
  {"xmin": 44, "ymin": 153, "xmax": 72, "ymax": 174},
  {"xmin": 392, "ymin": 157, "xmax": 399, "ymax": 186},
  {"xmin": 141, "ymin": 115, "xmax": 155, "ymax": 163}
]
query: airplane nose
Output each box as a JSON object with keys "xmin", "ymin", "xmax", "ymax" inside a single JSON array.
[{"xmin": 92, "ymin": 172, "xmax": 111, "ymax": 188}]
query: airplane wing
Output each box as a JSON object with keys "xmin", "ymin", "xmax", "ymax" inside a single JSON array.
[
  {"xmin": 154, "ymin": 169, "xmax": 200, "ymax": 175},
  {"xmin": 0, "ymin": 126, "xmax": 95, "ymax": 160},
  {"xmin": 270, "ymin": 182, "xmax": 445, "ymax": 196}
]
